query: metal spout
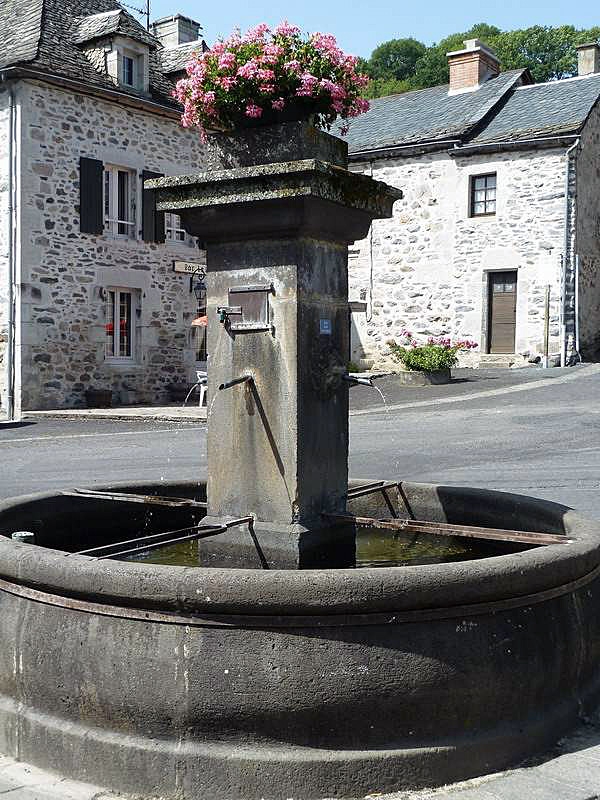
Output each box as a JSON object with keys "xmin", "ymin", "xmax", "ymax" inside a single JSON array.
[
  {"xmin": 218, "ymin": 375, "xmax": 254, "ymax": 391},
  {"xmin": 342, "ymin": 374, "xmax": 374, "ymax": 388}
]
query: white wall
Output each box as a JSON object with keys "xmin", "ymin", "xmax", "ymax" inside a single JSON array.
[{"xmin": 349, "ymin": 146, "xmax": 568, "ymax": 367}]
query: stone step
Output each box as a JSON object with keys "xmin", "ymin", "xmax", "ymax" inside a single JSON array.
[{"xmin": 478, "ymin": 353, "xmax": 524, "ymax": 369}]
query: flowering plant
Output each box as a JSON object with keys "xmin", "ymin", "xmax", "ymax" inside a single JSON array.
[
  {"xmin": 388, "ymin": 331, "xmax": 478, "ymax": 372},
  {"xmin": 174, "ymin": 21, "xmax": 370, "ymax": 139}
]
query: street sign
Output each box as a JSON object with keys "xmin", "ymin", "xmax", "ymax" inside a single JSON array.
[{"xmin": 173, "ymin": 261, "xmax": 206, "ymax": 275}]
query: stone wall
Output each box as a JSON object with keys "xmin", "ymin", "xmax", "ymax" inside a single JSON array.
[
  {"xmin": 349, "ymin": 146, "xmax": 569, "ymax": 368},
  {"xmin": 16, "ymin": 79, "xmax": 208, "ymax": 411},
  {"xmin": 576, "ymin": 99, "xmax": 600, "ymax": 360},
  {"xmin": 0, "ymin": 88, "xmax": 10, "ymax": 414}
]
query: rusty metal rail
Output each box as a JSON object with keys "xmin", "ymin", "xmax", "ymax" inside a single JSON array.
[
  {"xmin": 323, "ymin": 512, "xmax": 570, "ymax": 547},
  {"xmin": 347, "ymin": 481, "xmax": 399, "ymax": 500},
  {"xmin": 71, "ymin": 516, "xmax": 255, "ymax": 561},
  {"xmin": 62, "ymin": 488, "xmax": 208, "ymax": 510}
]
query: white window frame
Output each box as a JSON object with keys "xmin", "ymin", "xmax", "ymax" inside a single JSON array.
[
  {"xmin": 105, "ymin": 287, "xmax": 137, "ymax": 362},
  {"xmin": 104, "ymin": 165, "xmax": 136, "ymax": 239},
  {"xmin": 122, "ymin": 53, "xmax": 135, "ymax": 87},
  {"xmin": 165, "ymin": 212, "xmax": 189, "ymax": 244}
]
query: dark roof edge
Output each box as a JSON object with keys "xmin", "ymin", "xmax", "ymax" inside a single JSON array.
[
  {"xmin": 0, "ymin": 66, "xmax": 181, "ymax": 120},
  {"xmin": 461, "ymin": 68, "xmax": 532, "ymax": 139},
  {"xmin": 349, "ymin": 138, "xmax": 462, "ymax": 162},
  {"xmin": 449, "ymin": 134, "xmax": 580, "ymax": 157},
  {"xmin": 577, "ymin": 90, "xmax": 600, "ymax": 142}
]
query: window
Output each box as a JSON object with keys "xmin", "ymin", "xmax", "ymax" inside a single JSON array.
[
  {"xmin": 105, "ymin": 288, "xmax": 135, "ymax": 359},
  {"xmin": 165, "ymin": 213, "xmax": 187, "ymax": 243},
  {"xmin": 470, "ymin": 173, "xmax": 496, "ymax": 217},
  {"xmin": 122, "ymin": 54, "xmax": 135, "ymax": 87},
  {"xmin": 194, "ymin": 298, "xmax": 208, "ymax": 362},
  {"xmin": 104, "ymin": 165, "xmax": 136, "ymax": 238}
]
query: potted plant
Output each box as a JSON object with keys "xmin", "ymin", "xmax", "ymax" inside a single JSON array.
[
  {"xmin": 387, "ymin": 331, "xmax": 478, "ymax": 385},
  {"xmin": 173, "ymin": 21, "xmax": 370, "ymax": 139}
]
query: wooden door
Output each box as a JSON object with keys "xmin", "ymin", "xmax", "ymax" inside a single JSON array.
[{"xmin": 488, "ymin": 271, "xmax": 517, "ymax": 353}]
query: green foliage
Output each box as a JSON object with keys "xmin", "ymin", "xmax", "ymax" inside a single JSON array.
[
  {"xmin": 389, "ymin": 343, "xmax": 460, "ymax": 372},
  {"xmin": 362, "ymin": 77, "xmax": 412, "ymax": 99},
  {"xmin": 409, "ymin": 23, "xmax": 501, "ymax": 89},
  {"xmin": 361, "ymin": 22, "xmax": 600, "ymax": 99},
  {"xmin": 388, "ymin": 333, "xmax": 478, "ymax": 372},
  {"xmin": 366, "ymin": 38, "xmax": 427, "ymax": 81},
  {"xmin": 493, "ymin": 25, "xmax": 599, "ymax": 82}
]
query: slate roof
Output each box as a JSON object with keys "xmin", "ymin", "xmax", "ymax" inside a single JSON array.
[
  {"xmin": 72, "ymin": 8, "xmax": 158, "ymax": 47},
  {"xmin": 470, "ymin": 73, "xmax": 600, "ymax": 143},
  {"xmin": 344, "ymin": 70, "xmax": 528, "ymax": 153},
  {"xmin": 0, "ymin": 0, "xmax": 197, "ymax": 107},
  {"xmin": 157, "ymin": 40, "xmax": 204, "ymax": 75},
  {"xmin": 0, "ymin": 0, "xmax": 44, "ymax": 69},
  {"xmin": 346, "ymin": 67, "xmax": 600, "ymax": 156}
]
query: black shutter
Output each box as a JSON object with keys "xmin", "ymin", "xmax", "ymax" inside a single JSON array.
[
  {"xmin": 79, "ymin": 157, "xmax": 103, "ymax": 234},
  {"xmin": 142, "ymin": 170, "xmax": 165, "ymax": 243}
]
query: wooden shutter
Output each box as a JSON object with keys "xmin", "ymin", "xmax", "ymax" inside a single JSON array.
[
  {"xmin": 142, "ymin": 170, "xmax": 165, "ymax": 243},
  {"xmin": 79, "ymin": 157, "xmax": 103, "ymax": 234}
]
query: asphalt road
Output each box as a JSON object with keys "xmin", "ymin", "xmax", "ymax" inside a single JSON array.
[{"xmin": 1, "ymin": 364, "xmax": 600, "ymax": 519}]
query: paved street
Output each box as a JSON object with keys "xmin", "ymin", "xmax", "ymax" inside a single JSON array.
[
  {"xmin": 2, "ymin": 364, "xmax": 600, "ymax": 519},
  {"xmin": 2, "ymin": 364, "xmax": 600, "ymax": 800}
]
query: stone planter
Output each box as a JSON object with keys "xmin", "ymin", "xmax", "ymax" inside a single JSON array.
[
  {"xmin": 390, "ymin": 368, "xmax": 451, "ymax": 386},
  {"xmin": 84, "ymin": 388, "xmax": 113, "ymax": 408}
]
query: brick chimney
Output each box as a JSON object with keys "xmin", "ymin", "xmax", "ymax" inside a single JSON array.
[
  {"xmin": 446, "ymin": 39, "xmax": 500, "ymax": 94},
  {"xmin": 576, "ymin": 43, "xmax": 600, "ymax": 76},
  {"xmin": 151, "ymin": 14, "xmax": 202, "ymax": 48}
]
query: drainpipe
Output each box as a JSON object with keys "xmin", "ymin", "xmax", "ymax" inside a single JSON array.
[
  {"xmin": 574, "ymin": 254, "xmax": 581, "ymax": 362},
  {"xmin": 366, "ymin": 159, "xmax": 374, "ymax": 323},
  {"xmin": 2, "ymin": 75, "xmax": 16, "ymax": 420},
  {"xmin": 561, "ymin": 138, "xmax": 579, "ymax": 367}
]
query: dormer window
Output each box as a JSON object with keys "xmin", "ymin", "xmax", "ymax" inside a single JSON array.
[
  {"xmin": 114, "ymin": 40, "xmax": 148, "ymax": 92},
  {"xmin": 74, "ymin": 11, "xmax": 153, "ymax": 96},
  {"xmin": 122, "ymin": 54, "xmax": 135, "ymax": 86}
]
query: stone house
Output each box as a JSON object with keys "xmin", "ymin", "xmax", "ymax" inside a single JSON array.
[
  {"xmin": 345, "ymin": 39, "xmax": 600, "ymax": 369},
  {"xmin": 0, "ymin": 0, "xmax": 210, "ymax": 416}
]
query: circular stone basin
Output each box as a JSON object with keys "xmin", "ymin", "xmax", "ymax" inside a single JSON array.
[{"xmin": 0, "ymin": 479, "xmax": 600, "ymax": 799}]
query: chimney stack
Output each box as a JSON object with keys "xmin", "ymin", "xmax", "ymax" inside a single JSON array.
[
  {"xmin": 576, "ymin": 43, "xmax": 600, "ymax": 76},
  {"xmin": 151, "ymin": 14, "xmax": 201, "ymax": 49},
  {"xmin": 446, "ymin": 39, "xmax": 500, "ymax": 94}
]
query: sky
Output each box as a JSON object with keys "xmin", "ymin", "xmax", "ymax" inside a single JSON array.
[{"xmin": 141, "ymin": 0, "xmax": 600, "ymax": 58}]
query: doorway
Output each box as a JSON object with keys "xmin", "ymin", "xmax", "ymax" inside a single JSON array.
[{"xmin": 487, "ymin": 271, "xmax": 517, "ymax": 353}]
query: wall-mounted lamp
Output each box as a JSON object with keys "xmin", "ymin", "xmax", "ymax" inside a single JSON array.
[{"xmin": 190, "ymin": 266, "xmax": 207, "ymax": 306}]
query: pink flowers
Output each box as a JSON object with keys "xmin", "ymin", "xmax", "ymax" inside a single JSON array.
[
  {"xmin": 296, "ymin": 72, "xmax": 319, "ymax": 97},
  {"xmin": 389, "ymin": 334, "xmax": 479, "ymax": 372},
  {"xmin": 245, "ymin": 103, "xmax": 263, "ymax": 118},
  {"xmin": 274, "ymin": 20, "xmax": 300, "ymax": 37},
  {"xmin": 218, "ymin": 52, "xmax": 236, "ymax": 70},
  {"xmin": 174, "ymin": 21, "xmax": 370, "ymax": 138}
]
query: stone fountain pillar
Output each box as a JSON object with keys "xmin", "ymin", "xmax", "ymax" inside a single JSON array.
[{"xmin": 151, "ymin": 122, "xmax": 400, "ymax": 567}]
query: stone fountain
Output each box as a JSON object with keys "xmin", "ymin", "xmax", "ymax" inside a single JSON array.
[
  {"xmin": 1, "ymin": 122, "xmax": 600, "ymax": 800},
  {"xmin": 153, "ymin": 122, "xmax": 400, "ymax": 569}
]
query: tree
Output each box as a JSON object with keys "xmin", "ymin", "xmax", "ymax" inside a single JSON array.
[
  {"xmin": 366, "ymin": 38, "xmax": 427, "ymax": 82},
  {"xmin": 361, "ymin": 22, "xmax": 600, "ymax": 100},
  {"xmin": 410, "ymin": 23, "xmax": 501, "ymax": 89},
  {"xmin": 494, "ymin": 25, "xmax": 600, "ymax": 82},
  {"xmin": 362, "ymin": 77, "xmax": 412, "ymax": 99}
]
